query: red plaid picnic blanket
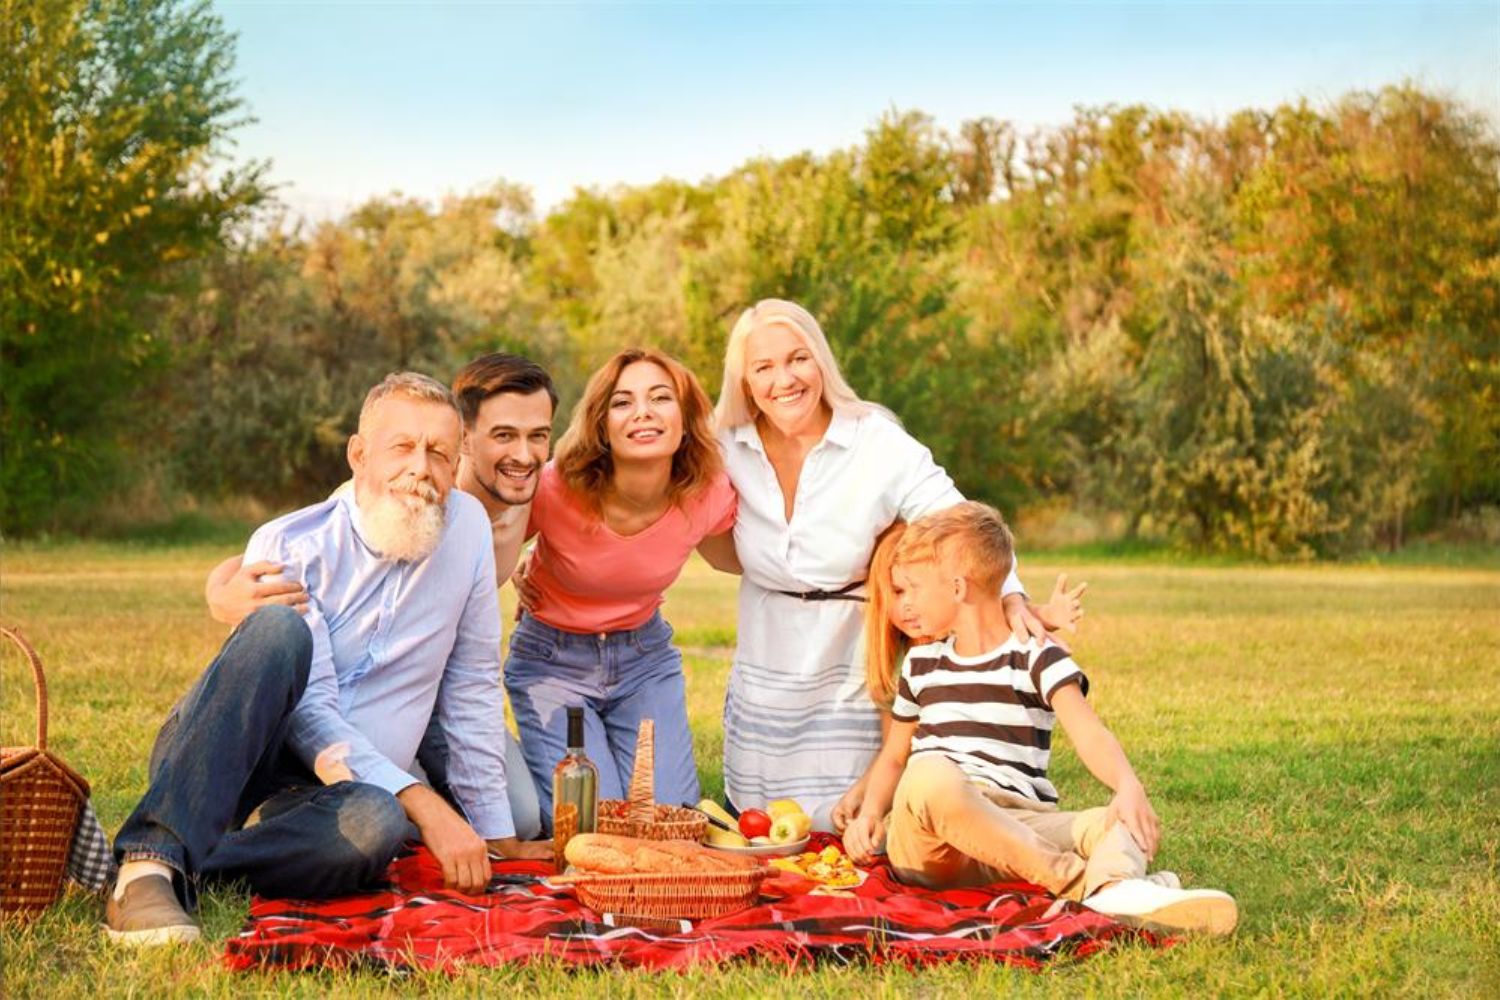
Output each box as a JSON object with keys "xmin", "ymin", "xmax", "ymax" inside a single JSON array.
[{"xmin": 224, "ymin": 835, "xmax": 1161, "ymax": 972}]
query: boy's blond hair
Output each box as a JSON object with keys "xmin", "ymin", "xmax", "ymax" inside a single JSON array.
[{"xmin": 896, "ymin": 502, "xmax": 1015, "ymax": 592}]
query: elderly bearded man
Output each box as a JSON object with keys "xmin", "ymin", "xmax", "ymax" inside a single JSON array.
[{"xmin": 106, "ymin": 373, "xmax": 544, "ymax": 946}]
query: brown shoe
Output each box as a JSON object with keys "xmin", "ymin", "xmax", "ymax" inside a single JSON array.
[{"xmin": 104, "ymin": 874, "xmax": 201, "ymax": 946}]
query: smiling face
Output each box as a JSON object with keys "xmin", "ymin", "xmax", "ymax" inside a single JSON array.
[
  {"xmin": 462, "ymin": 388, "xmax": 553, "ymax": 506},
  {"xmin": 744, "ymin": 322, "xmax": 827, "ymax": 435},
  {"xmin": 605, "ymin": 360, "xmax": 684, "ymax": 462},
  {"xmin": 891, "ymin": 559, "xmax": 960, "ymax": 641}
]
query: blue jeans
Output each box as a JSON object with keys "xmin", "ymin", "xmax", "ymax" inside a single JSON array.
[
  {"xmin": 504, "ymin": 612, "xmax": 700, "ymax": 833},
  {"xmin": 113, "ymin": 607, "xmax": 414, "ymax": 906}
]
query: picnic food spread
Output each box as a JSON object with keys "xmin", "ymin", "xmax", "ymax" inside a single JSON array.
[
  {"xmin": 769, "ymin": 844, "xmax": 863, "ymax": 888},
  {"xmin": 563, "ymin": 833, "xmax": 760, "ymax": 875}
]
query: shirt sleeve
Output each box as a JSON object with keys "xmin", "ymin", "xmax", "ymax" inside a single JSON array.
[
  {"xmin": 890, "ymin": 424, "xmax": 1026, "ymax": 598},
  {"xmin": 245, "ymin": 528, "xmax": 417, "ymax": 799},
  {"xmin": 431, "ymin": 530, "xmax": 515, "ymax": 839},
  {"xmin": 889, "ymin": 649, "xmax": 921, "ymax": 723},
  {"xmin": 1028, "ymin": 643, "xmax": 1090, "ymax": 708}
]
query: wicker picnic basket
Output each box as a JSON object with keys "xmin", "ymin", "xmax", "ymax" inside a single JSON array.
[
  {"xmin": 565, "ymin": 719, "xmax": 764, "ymax": 919},
  {"xmin": 595, "ymin": 719, "xmax": 707, "ymax": 842},
  {"xmin": 1, "ymin": 626, "xmax": 90, "ymax": 918},
  {"xmin": 566, "ymin": 861, "xmax": 770, "ymax": 921}
]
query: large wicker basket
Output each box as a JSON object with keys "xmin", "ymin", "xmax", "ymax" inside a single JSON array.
[
  {"xmin": 1, "ymin": 626, "xmax": 90, "ymax": 918},
  {"xmin": 596, "ymin": 719, "xmax": 707, "ymax": 842},
  {"xmin": 567, "ymin": 860, "xmax": 770, "ymax": 921}
]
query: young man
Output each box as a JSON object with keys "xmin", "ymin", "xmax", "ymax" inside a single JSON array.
[
  {"xmin": 107, "ymin": 373, "xmax": 545, "ymax": 946},
  {"xmin": 842, "ymin": 502, "xmax": 1238, "ymax": 935}
]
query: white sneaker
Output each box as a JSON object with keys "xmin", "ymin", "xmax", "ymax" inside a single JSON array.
[
  {"xmin": 1145, "ymin": 870, "xmax": 1181, "ymax": 890},
  {"xmin": 1084, "ymin": 878, "xmax": 1238, "ymax": 935}
]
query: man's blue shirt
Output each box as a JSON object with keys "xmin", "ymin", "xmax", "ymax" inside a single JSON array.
[{"xmin": 244, "ymin": 487, "xmax": 515, "ymax": 838}]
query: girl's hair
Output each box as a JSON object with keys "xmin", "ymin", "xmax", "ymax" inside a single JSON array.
[
  {"xmin": 714, "ymin": 298, "xmax": 889, "ymax": 430},
  {"xmin": 864, "ymin": 520, "xmax": 910, "ymax": 708},
  {"xmin": 554, "ymin": 347, "xmax": 723, "ymax": 511}
]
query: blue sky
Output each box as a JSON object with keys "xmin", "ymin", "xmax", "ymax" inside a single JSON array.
[{"xmin": 213, "ymin": 1, "xmax": 1499, "ymax": 219}]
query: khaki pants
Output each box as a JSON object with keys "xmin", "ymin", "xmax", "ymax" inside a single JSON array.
[{"xmin": 886, "ymin": 753, "xmax": 1146, "ymax": 900}]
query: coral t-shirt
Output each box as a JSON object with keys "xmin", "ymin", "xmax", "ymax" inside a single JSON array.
[{"xmin": 525, "ymin": 463, "xmax": 738, "ymax": 633}]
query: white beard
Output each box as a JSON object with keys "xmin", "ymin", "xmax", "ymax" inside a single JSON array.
[{"xmin": 359, "ymin": 481, "xmax": 446, "ymax": 562}]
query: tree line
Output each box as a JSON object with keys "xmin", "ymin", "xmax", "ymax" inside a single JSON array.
[{"xmin": 4, "ymin": 1, "xmax": 1497, "ymax": 556}]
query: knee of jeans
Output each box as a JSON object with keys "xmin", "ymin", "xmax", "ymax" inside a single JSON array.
[
  {"xmin": 328, "ymin": 784, "xmax": 411, "ymax": 865},
  {"xmin": 240, "ymin": 606, "xmax": 313, "ymax": 695}
]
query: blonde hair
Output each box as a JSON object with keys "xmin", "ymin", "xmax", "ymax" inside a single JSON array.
[
  {"xmin": 713, "ymin": 298, "xmax": 888, "ymax": 430},
  {"xmin": 554, "ymin": 347, "xmax": 723, "ymax": 512},
  {"xmin": 864, "ymin": 521, "xmax": 910, "ymax": 708},
  {"xmin": 897, "ymin": 502, "xmax": 1015, "ymax": 593}
]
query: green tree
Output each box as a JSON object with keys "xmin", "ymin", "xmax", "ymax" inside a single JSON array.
[{"xmin": 1, "ymin": 0, "xmax": 264, "ymax": 532}]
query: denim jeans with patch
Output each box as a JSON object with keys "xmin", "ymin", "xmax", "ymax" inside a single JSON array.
[
  {"xmin": 113, "ymin": 606, "xmax": 414, "ymax": 906},
  {"xmin": 504, "ymin": 611, "xmax": 700, "ymax": 833}
]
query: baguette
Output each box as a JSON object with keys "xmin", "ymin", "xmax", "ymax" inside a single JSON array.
[{"xmin": 564, "ymin": 833, "xmax": 761, "ymax": 875}]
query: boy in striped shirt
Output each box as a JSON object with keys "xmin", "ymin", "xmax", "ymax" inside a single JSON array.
[{"xmin": 843, "ymin": 502, "xmax": 1237, "ymax": 935}]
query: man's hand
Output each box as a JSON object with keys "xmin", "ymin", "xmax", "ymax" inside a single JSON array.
[
  {"xmin": 1105, "ymin": 778, "xmax": 1161, "ymax": 859},
  {"xmin": 843, "ymin": 813, "xmax": 887, "ymax": 864},
  {"xmin": 398, "ymin": 785, "xmax": 490, "ymax": 894},
  {"xmin": 1002, "ymin": 593, "xmax": 1048, "ymax": 645},
  {"xmin": 205, "ymin": 555, "xmax": 309, "ymax": 626},
  {"xmin": 1036, "ymin": 573, "xmax": 1088, "ymax": 633},
  {"xmin": 510, "ymin": 550, "xmax": 540, "ymax": 619},
  {"xmin": 486, "ymin": 837, "xmax": 553, "ymax": 862}
]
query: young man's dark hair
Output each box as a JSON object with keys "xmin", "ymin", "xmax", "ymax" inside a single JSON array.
[{"xmin": 452, "ymin": 353, "xmax": 557, "ymax": 426}]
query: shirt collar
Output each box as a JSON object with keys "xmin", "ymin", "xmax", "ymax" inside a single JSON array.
[
  {"xmin": 338, "ymin": 484, "xmax": 379, "ymax": 554},
  {"xmin": 731, "ymin": 408, "xmax": 860, "ymax": 453}
]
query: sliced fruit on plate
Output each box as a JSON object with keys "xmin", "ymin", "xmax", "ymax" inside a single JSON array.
[{"xmin": 705, "ymin": 824, "xmax": 750, "ymax": 849}]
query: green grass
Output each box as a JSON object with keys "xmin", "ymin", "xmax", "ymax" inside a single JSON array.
[{"xmin": 3, "ymin": 544, "xmax": 1499, "ymax": 996}]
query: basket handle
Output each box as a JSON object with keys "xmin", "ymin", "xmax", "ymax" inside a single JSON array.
[
  {"xmin": 626, "ymin": 719, "xmax": 656, "ymax": 829},
  {"xmin": 1, "ymin": 625, "xmax": 48, "ymax": 750}
]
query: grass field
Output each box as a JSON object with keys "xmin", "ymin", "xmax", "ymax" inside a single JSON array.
[{"xmin": 2, "ymin": 542, "xmax": 1498, "ymax": 997}]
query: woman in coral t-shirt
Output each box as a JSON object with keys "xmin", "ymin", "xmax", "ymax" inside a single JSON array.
[{"xmin": 505, "ymin": 348, "xmax": 738, "ymax": 826}]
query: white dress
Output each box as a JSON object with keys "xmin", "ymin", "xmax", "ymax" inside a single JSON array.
[{"xmin": 720, "ymin": 409, "xmax": 1022, "ymax": 829}]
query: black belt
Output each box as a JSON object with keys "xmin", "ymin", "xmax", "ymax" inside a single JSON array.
[{"xmin": 775, "ymin": 580, "xmax": 867, "ymax": 603}]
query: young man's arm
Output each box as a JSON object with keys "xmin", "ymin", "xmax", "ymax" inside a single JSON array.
[
  {"xmin": 1051, "ymin": 684, "xmax": 1161, "ymax": 857},
  {"xmin": 843, "ymin": 718, "xmax": 917, "ymax": 863},
  {"xmin": 204, "ymin": 553, "xmax": 309, "ymax": 625}
]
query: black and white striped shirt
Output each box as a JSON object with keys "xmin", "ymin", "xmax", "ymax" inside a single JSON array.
[{"xmin": 890, "ymin": 637, "xmax": 1089, "ymax": 804}]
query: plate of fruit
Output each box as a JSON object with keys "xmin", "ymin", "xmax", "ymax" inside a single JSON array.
[{"xmin": 696, "ymin": 799, "xmax": 813, "ymax": 856}]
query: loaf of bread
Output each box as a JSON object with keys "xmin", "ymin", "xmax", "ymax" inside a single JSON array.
[{"xmin": 564, "ymin": 833, "xmax": 761, "ymax": 875}]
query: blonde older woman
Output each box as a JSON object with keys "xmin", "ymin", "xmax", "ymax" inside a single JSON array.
[{"xmin": 715, "ymin": 299, "xmax": 1053, "ymax": 831}]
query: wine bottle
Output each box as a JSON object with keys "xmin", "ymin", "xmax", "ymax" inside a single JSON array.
[{"xmin": 552, "ymin": 706, "xmax": 598, "ymax": 835}]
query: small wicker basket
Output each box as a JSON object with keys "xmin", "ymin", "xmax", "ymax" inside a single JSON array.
[
  {"xmin": 1, "ymin": 626, "xmax": 90, "ymax": 918},
  {"xmin": 596, "ymin": 719, "xmax": 707, "ymax": 842}
]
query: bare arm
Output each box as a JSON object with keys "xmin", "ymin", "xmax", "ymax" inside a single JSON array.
[
  {"xmin": 843, "ymin": 718, "xmax": 917, "ymax": 863},
  {"xmin": 1052, "ymin": 684, "xmax": 1160, "ymax": 856},
  {"xmin": 696, "ymin": 530, "xmax": 742, "ymax": 575},
  {"xmin": 204, "ymin": 554, "xmax": 309, "ymax": 626}
]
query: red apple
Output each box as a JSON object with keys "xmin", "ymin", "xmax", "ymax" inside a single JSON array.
[{"xmin": 737, "ymin": 808, "xmax": 772, "ymax": 839}]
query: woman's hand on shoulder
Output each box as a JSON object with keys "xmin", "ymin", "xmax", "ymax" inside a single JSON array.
[
  {"xmin": 205, "ymin": 555, "xmax": 309, "ymax": 626},
  {"xmin": 1001, "ymin": 593, "xmax": 1049, "ymax": 646}
]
